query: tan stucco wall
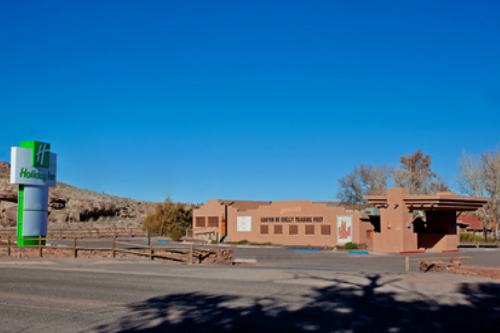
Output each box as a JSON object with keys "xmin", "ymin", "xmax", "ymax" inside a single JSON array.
[
  {"xmin": 192, "ymin": 200, "xmax": 225, "ymax": 240},
  {"xmin": 193, "ymin": 200, "xmax": 365, "ymax": 247},
  {"xmin": 372, "ymin": 188, "xmax": 417, "ymax": 252}
]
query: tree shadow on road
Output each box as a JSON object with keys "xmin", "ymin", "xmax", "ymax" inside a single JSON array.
[{"xmin": 94, "ymin": 274, "xmax": 500, "ymax": 332}]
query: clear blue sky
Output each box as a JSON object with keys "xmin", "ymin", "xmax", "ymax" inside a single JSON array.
[{"xmin": 1, "ymin": 0, "xmax": 499, "ymax": 203}]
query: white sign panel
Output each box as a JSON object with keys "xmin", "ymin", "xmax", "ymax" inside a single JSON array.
[
  {"xmin": 10, "ymin": 147, "xmax": 57, "ymax": 187},
  {"xmin": 336, "ymin": 215, "xmax": 353, "ymax": 245},
  {"xmin": 22, "ymin": 210, "xmax": 48, "ymax": 236},
  {"xmin": 237, "ymin": 216, "xmax": 252, "ymax": 232}
]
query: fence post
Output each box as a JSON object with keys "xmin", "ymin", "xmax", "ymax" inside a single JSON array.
[
  {"xmin": 404, "ymin": 256, "xmax": 410, "ymax": 273},
  {"xmin": 38, "ymin": 235, "xmax": 42, "ymax": 257},
  {"xmin": 7, "ymin": 236, "xmax": 11, "ymax": 257},
  {"xmin": 189, "ymin": 243, "xmax": 193, "ymax": 265},
  {"xmin": 112, "ymin": 236, "xmax": 116, "ymax": 258},
  {"xmin": 73, "ymin": 237, "xmax": 78, "ymax": 258}
]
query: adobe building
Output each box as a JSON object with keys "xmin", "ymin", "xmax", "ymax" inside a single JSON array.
[
  {"xmin": 363, "ymin": 188, "xmax": 488, "ymax": 252},
  {"xmin": 192, "ymin": 188, "xmax": 488, "ymax": 253},
  {"xmin": 193, "ymin": 200, "xmax": 367, "ymax": 247}
]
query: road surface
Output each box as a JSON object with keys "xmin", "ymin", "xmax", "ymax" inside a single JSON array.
[{"xmin": 0, "ymin": 251, "xmax": 499, "ymax": 332}]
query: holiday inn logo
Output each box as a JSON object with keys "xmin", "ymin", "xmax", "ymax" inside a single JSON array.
[
  {"xmin": 20, "ymin": 140, "xmax": 51, "ymax": 168},
  {"xmin": 19, "ymin": 167, "xmax": 55, "ymax": 181},
  {"xmin": 35, "ymin": 142, "xmax": 50, "ymax": 167},
  {"xmin": 10, "ymin": 139, "xmax": 57, "ymax": 188}
]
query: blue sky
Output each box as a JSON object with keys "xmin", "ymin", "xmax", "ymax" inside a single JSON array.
[{"xmin": 1, "ymin": 0, "xmax": 499, "ymax": 203}]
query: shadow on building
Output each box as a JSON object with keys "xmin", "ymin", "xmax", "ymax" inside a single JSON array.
[{"xmin": 94, "ymin": 274, "xmax": 500, "ymax": 332}]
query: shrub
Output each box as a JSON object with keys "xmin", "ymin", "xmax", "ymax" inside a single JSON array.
[
  {"xmin": 344, "ymin": 242, "xmax": 359, "ymax": 250},
  {"xmin": 142, "ymin": 199, "xmax": 192, "ymax": 241},
  {"xmin": 460, "ymin": 231, "xmax": 496, "ymax": 243},
  {"xmin": 226, "ymin": 240, "xmax": 273, "ymax": 246}
]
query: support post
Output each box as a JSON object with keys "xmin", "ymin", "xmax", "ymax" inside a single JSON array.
[
  {"xmin": 7, "ymin": 236, "xmax": 11, "ymax": 257},
  {"xmin": 38, "ymin": 235, "xmax": 42, "ymax": 257},
  {"xmin": 73, "ymin": 237, "xmax": 78, "ymax": 258},
  {"xmin": 189, "ymin": 243, "xmax": 193, "ymax": 265},
  {"xmin": 404, "ymin": 256, "xmax": 410, "ymax": 273},
  {"xmin": 112, "ymin": 236, "xmax": 116, "ymax": 258}
]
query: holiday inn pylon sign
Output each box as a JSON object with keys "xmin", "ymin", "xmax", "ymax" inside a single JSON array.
[{"xmin": 10, "ymin": 141, "xmax": 57, "ymax": 246}]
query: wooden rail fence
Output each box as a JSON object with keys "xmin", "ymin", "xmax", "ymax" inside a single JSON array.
[{"xmin": 0, "ymin": 236, "xmax": 231, "ymax": 264}]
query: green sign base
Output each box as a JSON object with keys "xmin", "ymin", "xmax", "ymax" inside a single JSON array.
[{"xmin": 17, "ymin": 238, "xmax": 46, "ymax": 247}]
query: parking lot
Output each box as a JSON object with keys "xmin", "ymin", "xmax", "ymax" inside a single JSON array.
[
  {"xmin": 234, "ymin": 246, "xmax": 500, "ymax": 271},
  {"xmin": 46, "ymin": 237, "xmax": 500, "ymax": 273}
]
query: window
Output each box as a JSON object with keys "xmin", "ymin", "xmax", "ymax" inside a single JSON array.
[
  {"xmin": 321, "ymin": 225, "xmax": 331, "ymax": 235},
  {"xmin": 207, "ymin": 216, "xmax": 219, "ymax": 227},
  {"xmin": 305, "ymin": 225, "xmax": 315, "ymax": 235},
  {"xmin": 195, "ymin": 217, "xmax": 206, "ymax": 227},
  {"xmin": 260, "ymin": 225, "xmax": 269, "ymax": 234},
  {"xmin": 289, "ymin": 225, "xmax": 298, "ymax": 235},
  {"xmin": 274, "ymin": 225, "xmax": 283, "ymax": 234}
]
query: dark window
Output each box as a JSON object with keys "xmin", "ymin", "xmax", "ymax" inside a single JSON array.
[
  {"xmin": 289, "ymin": 225, "xmax": 298, "ymax": 235},
  {"xmin": 321, "ymin": 225, "xmax": 331, "ymax": 235},
  {"xmin": 421, "ymin": 211, "xmax": 454, "ymax": 234},
  {"xmin": 207, "ymin": 216, "xmax": 219, "ymax": 227},
  {"xmin": 274, "ymin": 225, "xmax": 283, "ymax": 234},
  {"xmin": 305, "ymin": 225, "xmax": 315, "ymax": 235},
  {"xmin": 369, "ymin": 216, "xmax": 381, "ymax": 233},
  {"xmin": 195, "ymin": 217, "xmax": 206, "ymax": 227},
  {"xmin": 260, "ymin": 225, "xmax": 269, "ymax": 234}
]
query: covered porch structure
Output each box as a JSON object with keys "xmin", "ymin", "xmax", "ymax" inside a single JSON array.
[{"xmin": 363, "ymin": 188, "xmax": 488, "ymax": 253}]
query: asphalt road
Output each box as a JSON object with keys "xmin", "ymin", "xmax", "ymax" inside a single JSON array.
[{"xmin": 0, "ymin": 252, "xmax": 499, "ymax": 332}]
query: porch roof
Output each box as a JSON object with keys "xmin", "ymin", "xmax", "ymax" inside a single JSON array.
[{"xmin": 364, "ymin": 191, "xmax": 489, "ymax": 212}]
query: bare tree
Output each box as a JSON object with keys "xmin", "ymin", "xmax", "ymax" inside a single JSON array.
[
  {"xmin": 458, "ymin": 150, "xmax": 500, "ymax": 239},
  {"xmin": 458, "ymin": 152, "xmax": 484, "ymax": 196},
  {"xmin": 429, "ymin": 176, "xmax": 450, "ymax": 193},
  {"xmin": 392, "ymin": 150, "xmax": 448, "ymax": 194},
  {"xmin": 337, "ymin": 165, "xmax": 388, "ymax": 206},
  {"xmin": 358, "ymin": 165, "xmax": 389, "ymax": 195},
  {"xmin": 337, "ymin": 169, "xmax": 363, "ymax": 206},
  {"xmin": 142, "ymin": 199, "xmax": 193, "ymax": 240}
]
